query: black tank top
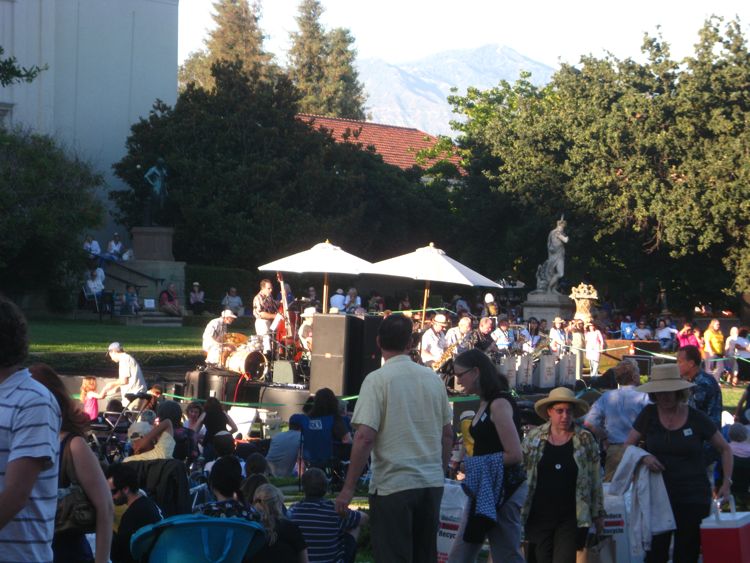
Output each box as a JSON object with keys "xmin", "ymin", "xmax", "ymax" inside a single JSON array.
[{"xmin": 470, "ymin": 392, "xmax": 521, "ymax": 456}]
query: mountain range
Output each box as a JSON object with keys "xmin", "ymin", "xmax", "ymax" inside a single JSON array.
[{"xmin": 357, "ymin": 44, "xmax": 556, "ymax": 136}]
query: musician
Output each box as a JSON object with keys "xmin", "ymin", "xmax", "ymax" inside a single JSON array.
[
  {"xmin": 492, "ymin": 317, "xmax": 515, "ymax": 352},
  {"xmin": 470, "ymin": 317, "xmax": 498, "ymax": 352},
  {"xmin": 202, "ymin": 310, "xmax": 237, "ymax": 365},
  {"xmin": 549, "ymin": 316, "xmax": 568, "ymax": 355},
  {"xmin": 445, "ymin": 316, "xmax": 473, "ymax": 355},
  {"xmin": 521, "ymin": 317, "xmax": 542, "ymax": 354},
  {"xmin": 298, "ymin": 307, "xmax": 315, "ymax": 353},
  {"xmin": 304, "ymin": 286, "xmax": 321, "ymax": 311},
  {"xmin": 253, "ymin": 279, "xmax": 278, "ymax": 355},
  {"xmin": 421, "ymin": 313, "xmax": 448, "ymax": 367}
]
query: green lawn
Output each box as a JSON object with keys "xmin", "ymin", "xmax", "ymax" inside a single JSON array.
[{"xmin": 27, "ymin": 319, "xmax": 204, "ymax": 370}]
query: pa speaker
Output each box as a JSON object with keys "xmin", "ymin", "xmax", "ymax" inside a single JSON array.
[
  {"xmin": 260, "ymin": 386, "xmax": 312, "ymax": 422},
  {"xmin": 310, "ymin": 314, "xmax": 363, "ymax": 395},
  {"xmin": 272, "ymin": 361, "xmax": 296, "ymax": 385}
]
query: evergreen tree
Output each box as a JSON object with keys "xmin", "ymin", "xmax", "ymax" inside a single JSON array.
[
  {"xmin": 178, "ymin": 0, "xmax": 274, "ymax": 91},
  {"xmin": 288, "ymin": 0, "xmax": 366, "ymax": 119}
]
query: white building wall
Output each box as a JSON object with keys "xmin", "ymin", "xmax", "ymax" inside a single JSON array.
[{"xmin": 0, "ymin": 0, "xmax": 179, "ymax": 237}]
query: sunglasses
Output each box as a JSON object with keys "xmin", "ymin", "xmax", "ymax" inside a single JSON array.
[{"xmin": 452, "ymin": 366, "xmax": 474, "ymax": 378}]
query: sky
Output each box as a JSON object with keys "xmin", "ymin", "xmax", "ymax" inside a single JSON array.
[{"xmin": 178, "ymin": 0, "xmax": 749, "ymax": 68}]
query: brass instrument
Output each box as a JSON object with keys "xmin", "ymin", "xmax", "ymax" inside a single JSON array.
[
  {"xmin": 531, "ymin": 334, "xmax": 550, "ymax": 360},
  {"xmin": 433, "ymin": 342, "xmax": 458, "ymax": 372}
]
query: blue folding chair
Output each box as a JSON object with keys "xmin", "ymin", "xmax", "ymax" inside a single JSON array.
[{"xmin": 130, "ymin": 514, "xmax": 265, "ymax": 563}]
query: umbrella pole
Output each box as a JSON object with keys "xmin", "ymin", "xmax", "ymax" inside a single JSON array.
[
  {"xmin": 323, "ymin": 272, "xmax": 329, "ymax": 314},
  {"xmin": 421, "ymin": 280, "xmax": 430, "ymax": 330}
]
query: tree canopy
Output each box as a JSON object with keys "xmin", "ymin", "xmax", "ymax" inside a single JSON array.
[
  {"xmin": 441, "ymin": 16, "xmax": 749, "ymax": 309},
  {"xmin": 0, "ymin": 127, "xmax": 103, "ymax": 304},
  {"xmin": 178, "ymin": 0, "xmax": 275, "ymax": 91},
  {"xmin": 287, "ymin": 0, "xmax": 366, "ymax": 119},
  {"xmin": 113, "ymin": 61, "xmax": 449, "ymax": 269}
]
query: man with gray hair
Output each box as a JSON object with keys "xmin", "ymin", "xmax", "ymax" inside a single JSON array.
[
  {"xmin": 584, "ymin": 359, "xmax": 649, "ymax": 480},
  {"xmin": 0, "ymin": 296, "xmax": 62, "ymax": 562}
]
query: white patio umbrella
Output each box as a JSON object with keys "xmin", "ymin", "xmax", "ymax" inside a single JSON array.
[
  {"xmin": 258, "ymin": 241, "xmax": 372, "ymax": 313},
  {"xmin": 368, "ymin": 243, "xmax": 502, "ymax": 327}
]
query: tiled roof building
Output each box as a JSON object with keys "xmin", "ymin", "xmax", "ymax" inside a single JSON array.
[{"xmin": 297, "ymin": 113, "xmax": 461, "ymax": 171}]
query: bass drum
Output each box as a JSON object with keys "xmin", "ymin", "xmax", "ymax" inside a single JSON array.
[{"xmin": 225, "ymin": 349, "xmax": 268, "ymax": 380}]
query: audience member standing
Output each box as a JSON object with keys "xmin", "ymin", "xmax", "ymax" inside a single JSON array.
[
  {"xmin": 335, "ymin": 314, "xmax": 453, "ymax": 562},
  {"xmin": 677, "ymin": 345, "xmax": 723, "ymax": 429},
  {"xmin": 106, "ymin": 463, "xmax": 163, "ymax": 563},
  {"xmin": 0, "ymin": 297, "xmax": 62, "ymax": 563},
  {"xmin": 703, "ymin": 318, "xmax": 725, "ymax": 382},
  {"xmin": 290, "ymin": 468, "xmax": 367, "ymax": 563},
  {"xmin": 584, "ymin": 359, "xmax": 649, "ymax": 480},
  {"xmin": 31, "ymin": 364, "xmax": 114, "ymax": 563}
]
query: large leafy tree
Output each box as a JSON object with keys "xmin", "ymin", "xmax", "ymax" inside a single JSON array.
[
  {"xmin": 113, "ymin": 62, "xmax": 449, "ymax": 268},
  {"xmin": 288, "ymin": 0, "xmax": 366, "ymax": 119},
  {"xmin": 0, "ymin": 128, "xmax": 103, "ymax": 305},
  {"xmin": 178, "ymin": 0, "xmax": 275, "ymax": 91},
  {"xmin": 446, "ymin": 18, "xmax": 748, "ymax": 309}
]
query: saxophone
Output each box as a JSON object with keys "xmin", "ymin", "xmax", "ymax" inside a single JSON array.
[{"xmin": 433, "ymin": 343, "xmax": 458, "ymax": 372}]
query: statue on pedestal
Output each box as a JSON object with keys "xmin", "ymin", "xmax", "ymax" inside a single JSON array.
[{"xmin": 531, "ymin": 217, "xmax": 569, "ymax": 295}]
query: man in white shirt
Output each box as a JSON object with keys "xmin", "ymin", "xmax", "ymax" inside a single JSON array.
[
  {"xmin": 421, "ymin": 313, "xmax": 448, "ymax": 367},
  {"xmin": 101, "ymin": 342, "xmax": 147, "ymax": 408},
  {"xmin": 202, "ymin": 310, "xmax": 237, "ymax": 365},
  {"xmin": 335, "ymin": 314, "xmax": 452, "ymax": 562}
]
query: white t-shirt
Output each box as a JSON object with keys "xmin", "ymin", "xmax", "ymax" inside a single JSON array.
[
  {"xmin": 118, "ymin": 353, "xmax": 147, "ymax": 406},
  {"xmin": 735, "ymin": 336, "xmax": 750, "ymax": 359}
]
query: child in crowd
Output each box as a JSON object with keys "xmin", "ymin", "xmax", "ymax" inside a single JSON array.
[
  {"xmin": 80, "ymin": 376, "xmax": 107, "ymax": 421},
  {"xmin": 122, "ymin": 284, "xmax": 141, "ymax": 315}
]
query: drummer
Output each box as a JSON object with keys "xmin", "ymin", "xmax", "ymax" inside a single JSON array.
[
  {"xmin": 298, "ymin": 306, "xmax": 315, "ymax": 353},
  {"xmin": 202, "ymin": 309, "xmax": 237, "ymax": 366}
]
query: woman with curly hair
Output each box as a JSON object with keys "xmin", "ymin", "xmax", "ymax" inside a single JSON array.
[
  {"xmin": 252, "ymin": 484, "xmax": 308, "ymax": 563},
  {"xmin": 309, "ymin": 387, "xmax": 352, "ymax": 444},
  {"xmin": 30, "ymin": 364, "xmax": 114, "ymax": 563}
]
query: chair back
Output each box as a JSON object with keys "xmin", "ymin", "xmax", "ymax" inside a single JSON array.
[
  {"xmin": 293, "ymin": 414, "xmax": 334, "ymax": 466},
  {"xmin": 130, "ymin": 514, "xmax": 265, "ymax": 563}
]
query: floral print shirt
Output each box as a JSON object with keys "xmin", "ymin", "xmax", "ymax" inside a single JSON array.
[{"xmin": 521, "ymin": 422, "xmax": 605, "ymax": 528}]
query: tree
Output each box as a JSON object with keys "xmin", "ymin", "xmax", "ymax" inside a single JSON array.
[
  {"xmin": 0, "ymin": 46, "xmax": 46, "ymax": 87},
  {"xmin": 288, "ymin": 0, "xmax": 366, "ymax": 119},
  {"xmin": 445, "ymin": 18, "xmax": 750, "ymax": 310},
  {"xmin": 113, "ymin": 61, "xmax": 448, "ymax": 269},
  {"xmin": 178, "ymin": 0, "xmax": 274, "ymax": 91},
  {"xmin": 0, "ymin": 128, "xmax": 103, "ymax": 307}
]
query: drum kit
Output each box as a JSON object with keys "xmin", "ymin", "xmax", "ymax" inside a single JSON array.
[{"xmin": 222, "ymin": 333, "xmax": 269, "ymax": 380}]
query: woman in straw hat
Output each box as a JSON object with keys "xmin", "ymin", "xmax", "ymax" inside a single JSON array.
[
  {"xmin": 624, "ymin": 363, "xmax": 733, "ymax": 563},
  {"xmin": 521, "ymin": 387, "xmax": 605, "ymax": 562},
  {"xmin": 447, "ymin": 350, "xmax": 526, "ymax": 563}
]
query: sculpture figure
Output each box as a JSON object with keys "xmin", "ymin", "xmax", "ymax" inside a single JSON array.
[
  {"xmin": 532, "ymin": 216, "xmax": 569, "ymax": 295},
  {"xmin": 143, "ymin": 158, "xmax": 168, "ymax": 226}
]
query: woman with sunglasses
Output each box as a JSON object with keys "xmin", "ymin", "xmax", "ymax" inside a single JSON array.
[
  {"xmin": 521, "ymin": 387, "xmax": 605, "ymax": 563},
  {"xmin": 252, "ymin": 484, "xmax": 308, "ymax": 563},
  {"xmin": 448, "ymin": 349, "xmax": 526, "ymax": 562}
]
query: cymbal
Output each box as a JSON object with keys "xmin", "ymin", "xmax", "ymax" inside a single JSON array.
[{"xmin": 225, "ymin": 332, "xmax": 248, "ymax": 345}]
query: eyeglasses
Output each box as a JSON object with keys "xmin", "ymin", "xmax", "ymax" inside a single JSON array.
[{"xmin": 453, "ymin": 366, "xmax": 474, "ymax": 378}]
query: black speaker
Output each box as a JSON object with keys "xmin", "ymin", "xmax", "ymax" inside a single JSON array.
[
  {"xmin": 184, "ymin": 370, "xmax": 206, "ymax": 399},
  {"xmin": 354, "ymin": 314, "xmax": 383, "ymax": 393},
  {"xmin": 310, "ymin": 314, "xmax": 363, "ymax": 395},
  {"xmin": 260, "ymin": 386, "xmax": 312, "ymax": 422}
]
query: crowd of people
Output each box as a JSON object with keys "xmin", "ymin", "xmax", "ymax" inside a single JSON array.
[{"xmin": 7, "ymin": 279, "xmax": 750, "ymax": 562}]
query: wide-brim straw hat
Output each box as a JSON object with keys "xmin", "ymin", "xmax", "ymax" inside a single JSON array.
[
  {"xmin": 636, "ymin": 363, "xmax": 694, "ymax": 394},
  {"xmin": 535, "ymin": 387, "xmax": 590, "ymax": 420},
  {"xmin": 433, "ymin": 313, "xmax": 448, "ymax": 325},
  {"xmin": 301, "ymin": 307, "xmax": 316, "ymax": 318}
]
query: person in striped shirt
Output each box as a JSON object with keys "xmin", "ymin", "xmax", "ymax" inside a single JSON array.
[
  {"xmin": 289, "ymin": 468, "xmax": 367, "ymax": 563},
  {"xmin": 0, "ymin": 296, "xmax": 62, "ymax": 562}
]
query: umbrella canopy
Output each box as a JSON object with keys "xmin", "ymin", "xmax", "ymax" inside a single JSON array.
[
  {"xmin": 258, "ymin": 241, "xmax": 372, "ymax": 313},
  {"xmin": 369, "ymin": 243, "xmax": 501, "ymax": 287},
  {"xmin": 369, "ymin": 243, "xmax": 501, "ymax": 326}
]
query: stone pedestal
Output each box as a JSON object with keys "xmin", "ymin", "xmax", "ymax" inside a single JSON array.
[
  {"xmin": 521, "ymin": 291, "xmax": 575, "ymax": 322},
  {"xmin": 132, "ymin": 227, "xmax": 175, "ymax": 261}
]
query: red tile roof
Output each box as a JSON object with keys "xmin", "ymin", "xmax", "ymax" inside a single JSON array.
[{"xmin": 297, "ymin": 114, "xmax": 461, "ymax": 171}]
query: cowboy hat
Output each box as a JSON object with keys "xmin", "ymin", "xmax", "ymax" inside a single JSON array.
[
  {"xmin": 636, "ymin": 363, "xmax": 694, "ymax": 394},
  {"xmin": 534, "ymin": 387, "xmax": 590, "ymax": 420},
  {"xmin": 433, "ymin": 313, "xmax": 448, "ymax": 325},
  {"xmin": 301, "ymin": 306, "xmax": 316, "ymax": 318},
  {"xmin": 553, "ymin": 316, "xmax": 565, "ymax": 324}
]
